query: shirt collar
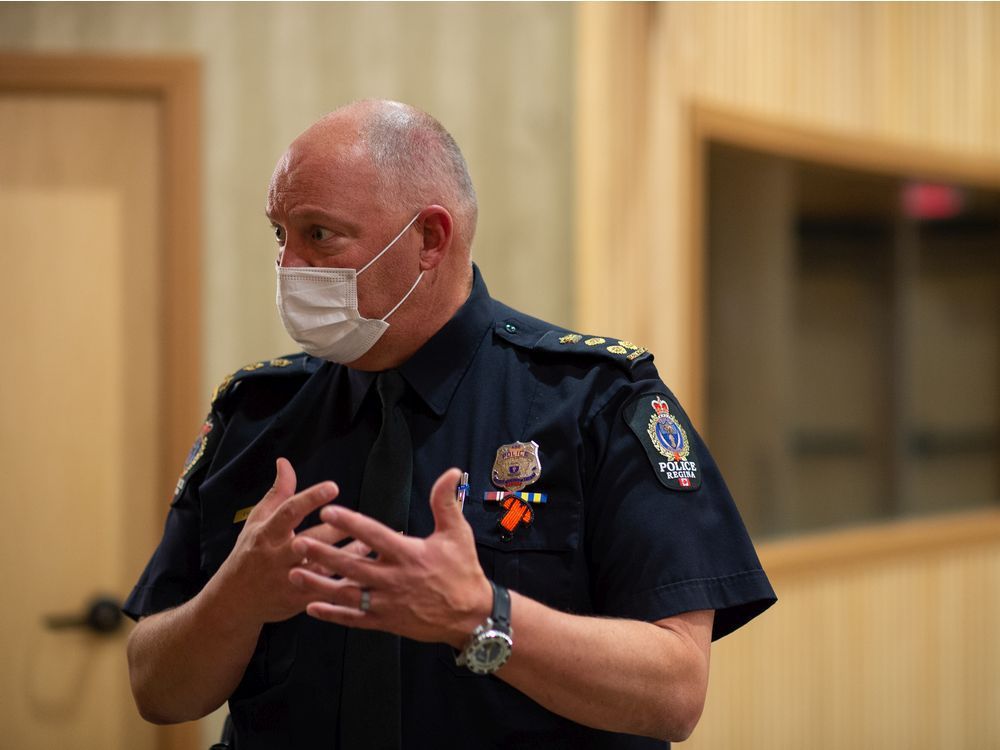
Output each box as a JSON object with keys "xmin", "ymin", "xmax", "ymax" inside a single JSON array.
[{"xmin": 346, "ymin": 264, "xmax": 494, "ymax": 420}]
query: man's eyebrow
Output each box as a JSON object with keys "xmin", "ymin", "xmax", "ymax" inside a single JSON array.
[
  {"xmin": 290, "ymin": 207, "xmax": 362, "ymax": 234},
  {"xmin": 264, "ymin": 207, "xmax": 338, "ymax": 223},
  {"xmin": 288, "ymin": 207, "xmax": 340, "ymax": 223},
  {"xmin": 264, "ymin": 206, "xmax": 361, "ymax": 235}
]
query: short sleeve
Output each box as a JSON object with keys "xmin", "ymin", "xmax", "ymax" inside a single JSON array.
[
  {"xmin": 585, "ymin": 383, "xmax": 776, "ymax": 640},
  {"xmin": 121, "ymin": 412, "xmax": 219, "ymax": 620}
]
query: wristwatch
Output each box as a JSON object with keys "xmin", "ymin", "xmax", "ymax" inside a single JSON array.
[{"xmin": 455, "ymin": 580, "xmax": 513, "ymax": 675}]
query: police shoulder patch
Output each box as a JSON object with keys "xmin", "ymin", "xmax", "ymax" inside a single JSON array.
[
  {"xmin": 623, "ymin": 391, "xmax": 701, "ymax": 491},
  {"xmin": 174, "ymin": 417, "xmax": 216, "ymax": 500}
]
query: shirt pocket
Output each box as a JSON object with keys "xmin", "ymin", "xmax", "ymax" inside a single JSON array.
[
  {"xmin": 440, "ymin": 490, "xmax": 582, "ymax": 678},
  {"xmin": 466, "ymin": 489, "xmax": 582, "ymax": 613}
]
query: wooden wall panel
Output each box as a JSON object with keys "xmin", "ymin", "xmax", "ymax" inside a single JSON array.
[
  {"xmin": 577, "ymin": 4, "xmax": 1000, "ymax": 747},
  {"xmin": 687, "ymin": 528, "xmax": 1000, "ymax": 749},
  {"xmin": 0, "ymin": 2, "xmax": 576, "ymax": 398},
  {"xmin": 0, "ymin": 7, "xmax": 574, "ymax": 747},
  {"xmin": 577, "ymin": 2, "xmax": 1000, "ymax": 420}
]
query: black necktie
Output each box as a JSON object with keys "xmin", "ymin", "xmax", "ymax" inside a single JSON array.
[{"xmin": 340, "ymin": 371, "xmax": 411, "ymax": 749}]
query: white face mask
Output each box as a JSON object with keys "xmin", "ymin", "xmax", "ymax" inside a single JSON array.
[{"xmin": 275, "ymin": 212, "xmax": 423, "ymax": 363}]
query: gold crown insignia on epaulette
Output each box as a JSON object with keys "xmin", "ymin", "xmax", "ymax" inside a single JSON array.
[
  {"xmin": 557, "ymin": 333, "xmax": 649, "ymax": 362},
  {"xmin": 211, "ymin": 357, "xmax": 296, "ymax": 402}
]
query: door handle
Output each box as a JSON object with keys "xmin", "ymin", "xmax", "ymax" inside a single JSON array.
[{"xmin": 44, "ymin": 595, "xmax": 124, "ymax": 635}]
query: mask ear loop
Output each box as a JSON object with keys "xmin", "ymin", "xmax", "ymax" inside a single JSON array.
[
  {"xmin": 357, "ymin": 212, "xmax": 422, "ymax": 276},
  {"xmin": 380, "ymin": 272, "xmax": 424, "ymax": 322}
]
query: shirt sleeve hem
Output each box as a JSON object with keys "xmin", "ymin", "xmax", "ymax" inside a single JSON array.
[
  {"xmin": 603, "ymin": 568, "xmax": 777, "ymax": 641},
  {"xmin": 121, "ymin": 584, "xmax": 194, "ymax": 622}
]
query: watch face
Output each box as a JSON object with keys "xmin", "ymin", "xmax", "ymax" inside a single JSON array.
[{"xmin": 467, "ymin": 630, "xmax": 512, "ymax": 675}]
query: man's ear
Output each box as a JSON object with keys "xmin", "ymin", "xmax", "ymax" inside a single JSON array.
[{"xmin": 417, "ymin": 205, "xmax": 453, "ymax": 271}]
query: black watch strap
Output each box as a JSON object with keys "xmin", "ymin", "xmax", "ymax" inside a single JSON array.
[{"xmin": 490, "ymin": 580, "xmax": 511, "ymax": 631}]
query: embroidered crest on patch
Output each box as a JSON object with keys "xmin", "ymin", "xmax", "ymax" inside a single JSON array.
[
  {"xmin": 647, "ymin": 397, "xmax": 690, "ymax": 460},
  {"xmin": 623, "ymin": 393, "xmax": 701, "ymax": 491},
  {"xmin": 174, "ymin": 418, "xmax": 214, "ymax": 499}
]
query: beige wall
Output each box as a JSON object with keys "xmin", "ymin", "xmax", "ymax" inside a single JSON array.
[
  {"xmin": 694, "ymin": 527, "xmax": 1000, "ymax": 749},
  {"xmin": 690, "ymin": 510, "xmax": 1000, "ymax": 749},
  {"xmin": 577, "ymin": 2, "xmax": 1000, "ymax": 419},
  {"xmin": 0, "ymin": 4, "xmax": 574, "ymax": 745},
  {"xmin": 577, "ymin": 4, "xmax": 1000, "ymax": 747},
  {"xmin": 6, "ymin": 2, "xmax": 1000, "ymax": 747},
  {"xmin": 0, "ymin": 1, "xmax": 576, "ymax": 399}
]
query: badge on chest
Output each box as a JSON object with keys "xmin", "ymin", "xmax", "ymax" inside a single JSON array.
[{"xmin": 484, "ymin": 441, "xmax": 548, "ymax": 541}]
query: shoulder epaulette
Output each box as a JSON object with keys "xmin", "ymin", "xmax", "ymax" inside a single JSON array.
[
  {"xmin": 493, "ymin": 317, "xmax": 652, "ymax": 369},
  {"xmin": 211, "ymin": 353, "xmax": 321, "ymax": 404}
]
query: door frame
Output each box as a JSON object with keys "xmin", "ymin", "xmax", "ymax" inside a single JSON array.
[
  {"xmin": 0, "ymin": 52, "xmax": 201, "ymax": 750},
  {"xmin": 0, "ymin": 52, "xmax": 202, "ymax": 513}
]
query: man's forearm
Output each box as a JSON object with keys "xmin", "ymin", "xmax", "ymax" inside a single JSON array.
[
  {"xmin": 127, "ymin": 463, "xmax": 345, "ymax": 723},
  {"xmin": 496, "ymin": 594, "xmax": 713, "ymax": 742},
  {"xmin": 126, "ymin": 575, "xmax": 263, "ymax": 724},
  {"xmin": 291, "ymin": 483, "xmax": 714, "ymax": 741}
]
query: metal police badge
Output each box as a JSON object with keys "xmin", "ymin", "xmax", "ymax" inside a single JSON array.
[
  {"xmin": 623, "ymin": 393, "xmax": 701, "ymax": 491},
  {"xmin": 491, "ymin": 441, "xmax": 541, "ymax": 491},
  {"xmin": 487, "ymin": 441, "xmax": 544, "ymax": 540}
]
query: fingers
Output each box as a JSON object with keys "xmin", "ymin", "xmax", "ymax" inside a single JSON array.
[
  {"xmin": 296, "ymin": 557, "xmax": 333, "ymax": 578},
  {"xmin": 297, "ymin": 522, "xmax": 351, "ymax": 547},
  {"xmin": 254, "ymin": 457, "xmax": 298, "ymax": 517},
  {"xmin": 291, "ymin": 535, "xmax": 388, "ymax": 587},
  {"xmin": 266, "ymin": 479, "xmax": 340, "ymax": 540},
  {"xmin": 288, "ymin": 571, "xmax": 372, "ymax": 628},
  {"xmin": 305, "ymin": 601, "xmax": 370, "ymax": 628},
  {"xmin": 430, "ymin": 467, "xmax": 466, "ymax": 534},
  {"xmin": 291, "ymin": 532, "xmax": 370, "ymax": 577},
  {"xmin": 341, "ymin": 537, "xmax": 373, "ymax": 558},
  {"xmin": 318, "ymin": 505, "xmax": 410, "ymax": 560}
]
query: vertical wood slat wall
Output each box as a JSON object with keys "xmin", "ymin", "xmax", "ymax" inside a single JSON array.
[
  {"xmin": 688, "ymin": 511, "xmax": 1000, "ymax": 749},
  {"xmin": 577, "ymin": 4, "xmax": 1000, "ymax": 747},
  {"xmin": 705, "ymin": 542, "xmax": 1000, "ymax": 748},
  {"xmin": 0, "ymin": 3, "xmax": 576, "ymax": 400},
  {"xmin": 577, "ymin": 2, "xmax": 1000, "ymax": 422}
]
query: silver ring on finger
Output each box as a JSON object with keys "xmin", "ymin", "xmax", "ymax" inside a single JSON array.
[{"xmin": 359, "ymin": 588, "xmax": 371, "ymax": 612}]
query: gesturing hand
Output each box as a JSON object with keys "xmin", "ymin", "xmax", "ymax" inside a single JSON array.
[
  {"xmin": 214, "ymin": 457, "xmax": 347, "ymax": 625},
  {"xmin": 288, "ymin": 467, "xmax": 493, "ymax": 648}
]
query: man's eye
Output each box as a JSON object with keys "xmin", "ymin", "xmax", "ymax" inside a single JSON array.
[
  {"xmin": 310, "ymin": 227, "xmax": 334, "ymax": 242},
  {"xmin": 272, "ymin": 225, "xmax": 286, "ymax": 244}
]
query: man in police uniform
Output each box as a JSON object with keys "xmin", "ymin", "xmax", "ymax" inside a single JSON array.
[{"xmin": 124, "ymin": 100, "xmax": 775, "ymax": 749}]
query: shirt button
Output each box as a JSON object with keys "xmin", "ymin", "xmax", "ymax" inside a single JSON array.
[{"xmin": 505, "ymin": 323, "xmax": 518, "ymax": 333}]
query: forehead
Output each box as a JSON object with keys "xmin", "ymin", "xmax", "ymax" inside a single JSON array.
[{"xmin": 265, "ymin": 133, "xmax": 378, "ymax": 221}]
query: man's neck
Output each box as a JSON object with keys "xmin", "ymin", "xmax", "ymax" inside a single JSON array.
[{"xmin": 347, "ymin": 266, "xmax": 475, "ymax": 372}]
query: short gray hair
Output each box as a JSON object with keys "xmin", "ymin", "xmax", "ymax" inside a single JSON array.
[{"xmin": 357, "ymin": 101, "xmax": 478, "ymax": 248}]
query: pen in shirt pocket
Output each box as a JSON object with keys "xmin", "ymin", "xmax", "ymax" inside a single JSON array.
[{"xmin": 456, "ymin": 471, "xmax": 469, "ymax": 510}]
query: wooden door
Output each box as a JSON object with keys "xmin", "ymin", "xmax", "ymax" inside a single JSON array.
[{"xmin": 0, "ymin": 56, "xmax": 201, "ymax": 750}]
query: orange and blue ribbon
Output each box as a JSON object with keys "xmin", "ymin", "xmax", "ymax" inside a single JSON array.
[{"xmin": 483, "ymin": 490, "xmax": 548, "ymax": 504}]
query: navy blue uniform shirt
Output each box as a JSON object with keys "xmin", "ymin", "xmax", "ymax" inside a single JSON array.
[{"xmin": 125, "ymin": 266, "xmax": 776, "ymax": 749}]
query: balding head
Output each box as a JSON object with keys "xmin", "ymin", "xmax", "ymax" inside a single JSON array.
[
  {"xmin": 296, "ymin": 100, "xmax": 478, "ymax": 252},
  {"xmin": 268, "ymin": 101, "xmax": 478, "ymax": 370}
]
